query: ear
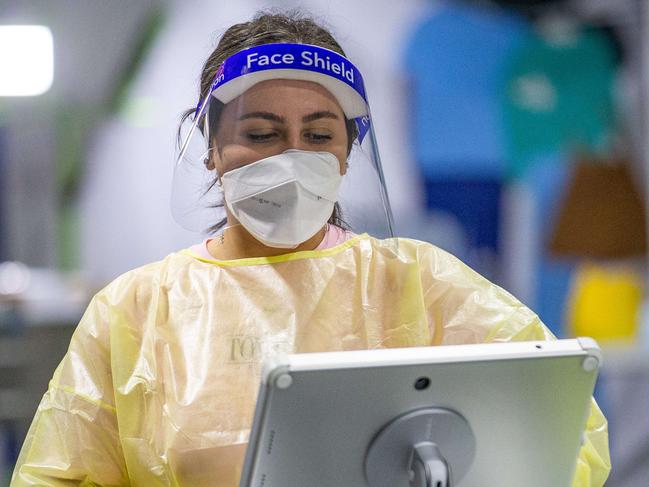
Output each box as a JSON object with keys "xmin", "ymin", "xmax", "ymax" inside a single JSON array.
[
  {"xmin": 204, "ymin": 142, "xmax": 222, "ymax": 172},
  {"xmin": 341, "ymin": 161, "xmax": 349, "ymax": 176},
  {"xmin": 204, "ymin": 152, "xmax": 216, "ymax": 171}
]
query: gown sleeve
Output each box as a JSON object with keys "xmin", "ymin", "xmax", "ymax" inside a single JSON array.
[
  {"xmin": 10, "ymin": 294, "xmax": 129, "ymax": 487},
  {"xmin": 417, "ymin": 242, "xmax": 612, "ymax": 487}
]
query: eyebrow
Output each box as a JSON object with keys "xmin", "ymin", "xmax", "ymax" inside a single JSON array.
[
  {"xmin": 238, "ymin": 111, "xmax": 285, "ymax": 123},
  {"xmin": 302, "ymin": 110, "xmax": 340, "ymax": 123},
  {"xmin": 237, "ymin": 110, "xmax": 340, "ymax": 123}
]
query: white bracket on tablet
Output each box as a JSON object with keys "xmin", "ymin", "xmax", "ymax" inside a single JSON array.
[{"xmin": 365, "ymin": 407, "xmax": 475, "ymax": 487}]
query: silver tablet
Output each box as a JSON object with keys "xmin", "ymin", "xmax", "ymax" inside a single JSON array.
[{"xmin": 240, "ymin": 338, "xmax": 601, "ymax": 487}]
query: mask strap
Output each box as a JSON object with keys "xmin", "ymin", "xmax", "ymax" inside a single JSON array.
[
  {"xmin": 202, "ymin": 107, "xmax": 224, "ymax": 188},
  {"xmin": 204, "ymin": 107, "xmax": 210, "ymax": 145}
]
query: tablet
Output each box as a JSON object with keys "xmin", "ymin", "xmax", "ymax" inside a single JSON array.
[{"xmin": 240, "ymin": 338, "xmax": 601, "ymax": 487}]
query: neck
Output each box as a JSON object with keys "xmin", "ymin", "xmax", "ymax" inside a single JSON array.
[{"xmin": 206, "ymin": 220, "xmax": 327, "ymax": 260}]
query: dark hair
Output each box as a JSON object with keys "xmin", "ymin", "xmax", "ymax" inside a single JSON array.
[{"xmin": 178, "ymin": 10, "xmax": 356, "ymax": 234}]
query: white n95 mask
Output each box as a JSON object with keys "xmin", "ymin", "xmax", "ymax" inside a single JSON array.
[{"xmin": 220, "ymin": 149, "xmax": 343, "ymax": 248}]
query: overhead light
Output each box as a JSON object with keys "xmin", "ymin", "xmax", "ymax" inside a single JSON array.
[{"xmin": 0, "ymin": 25, "xmax": 53, "ymax": 96}]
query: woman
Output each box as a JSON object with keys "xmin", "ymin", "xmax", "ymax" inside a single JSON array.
[{"xmin": 11, "ymin": 12, "xmax": 610, "ymax": 487}]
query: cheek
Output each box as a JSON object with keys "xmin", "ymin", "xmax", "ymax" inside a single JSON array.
[
  {"xmin": 338, "ymin": 157, "xmax": 347, "ymax": 175},
  {"xmin": 333, "ymin": 149, "xmax": 348, "ymax": 176},
  {"xmin": 215, "ymin": 143, "xmax": 349, "ymax": 176},
  {"xmin": 216, "ymin": 145, "xmax": 266, "ymax": 174}
]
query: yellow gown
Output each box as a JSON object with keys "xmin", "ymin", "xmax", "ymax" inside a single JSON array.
[{"xmin": 11, "ymin": 235, "xmax": 610, "ymax": 486}]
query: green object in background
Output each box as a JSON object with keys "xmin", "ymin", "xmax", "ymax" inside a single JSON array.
[
  {"xmin": 109, "ymin": 6, "xmax": 166, "ymax": 115},
  {"xmin": 0, "ymin": 100, "xmax": 8, "ymax": 127},
  {"xmin": 501, "ymin": 26, "xmax": 617, "ymax": 179},
  {"xmin": 55, "ymin": 106, "xmax": 97, "ymax": 270},
  {"xmin": 54, "ymin": 5, "xmax": 167, "ymax": 270}
]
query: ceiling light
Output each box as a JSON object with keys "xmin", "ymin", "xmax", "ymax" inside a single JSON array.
[{"xmin": 0, "ymin": 25, "xmax": 54, "ymax": 96}]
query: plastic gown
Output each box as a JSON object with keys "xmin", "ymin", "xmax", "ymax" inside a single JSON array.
[{"xmin": 11, "ymin": 236, "xmax": 611, "ymax": 486}]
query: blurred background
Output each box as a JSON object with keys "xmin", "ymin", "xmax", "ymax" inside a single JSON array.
[{"xmin": 0, "ymin": 0, "xmax": 647, "ymax": 485}]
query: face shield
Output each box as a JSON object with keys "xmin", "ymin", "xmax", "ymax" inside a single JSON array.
[{"xmin": 173, "ymin": 43, "xmax": 395, "ymax": 248}]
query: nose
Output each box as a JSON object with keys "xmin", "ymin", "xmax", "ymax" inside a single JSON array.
[{"xmin": 285, "ymin": 129, "xmax": 309, "ymax": 152}]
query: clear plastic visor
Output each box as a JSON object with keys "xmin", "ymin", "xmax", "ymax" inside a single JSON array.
[{"xmin": 172, "ymin": 44, "xmax": 395, "ymax": 248}]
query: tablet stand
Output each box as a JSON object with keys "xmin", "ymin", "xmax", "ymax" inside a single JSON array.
[
  {"xmin": 365, "ymin": 408, "xmax": 475, "ymax": 487},
  {"xmin": 409, "ymin": 442, "xmax": 450, "ymax": 487}
]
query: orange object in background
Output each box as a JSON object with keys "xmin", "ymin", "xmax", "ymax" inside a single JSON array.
[
  {"xmin": 568, "ymin": 264, "xmax": 643, "ymax": 342},
  {"xmin": 549, "ymin": 159, "xmax": 647, "ymax": 259}
]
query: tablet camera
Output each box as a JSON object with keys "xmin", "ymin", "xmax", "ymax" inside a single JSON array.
[{"xmin": 414, "ymin": 377, "xmax": 431, "ymax": 390}]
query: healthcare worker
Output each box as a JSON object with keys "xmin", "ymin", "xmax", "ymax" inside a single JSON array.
[{"xmin": 11, "ymin": 12, "xmax": 610, "ymax": 487}]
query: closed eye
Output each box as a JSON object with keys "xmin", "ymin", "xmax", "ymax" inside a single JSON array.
[
  {"xmin": 305, "ymin": 132, "xmax": 333, "ymax": 143},
  {"xmin": 245, "ymin": 131, "xmax": 279, "ymax": 142}
]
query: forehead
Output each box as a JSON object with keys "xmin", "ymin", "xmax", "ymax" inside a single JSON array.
[{"xmin": 228, "ymin": 79, "xmax": 345, "ymax": 117}]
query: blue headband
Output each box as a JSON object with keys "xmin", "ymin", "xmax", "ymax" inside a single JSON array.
[{"xmin": 196, "ymin": 43, "xmax": 371, "ymax": 142}]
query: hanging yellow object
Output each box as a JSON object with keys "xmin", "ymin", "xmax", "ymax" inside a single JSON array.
[{"xmin": 569, "ymin": 264, "xmax": 643, "ymax": 341}]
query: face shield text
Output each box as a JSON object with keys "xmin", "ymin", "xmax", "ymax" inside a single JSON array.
[{"xmin": 245, "ymin": 50, "xmax": 355, "ymax": 84}]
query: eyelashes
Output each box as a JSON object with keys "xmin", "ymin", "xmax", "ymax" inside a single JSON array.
[
  {"xmin": 246, "ymin": 132, "xmax": 277, "ymax": 142},
  {"xmin": 244, "ymin": 131, "xmax": 333, "ymax": 144},
  {"xmin": 305, "ymin": 133, "xmax": 333, "ymax": 143}
]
